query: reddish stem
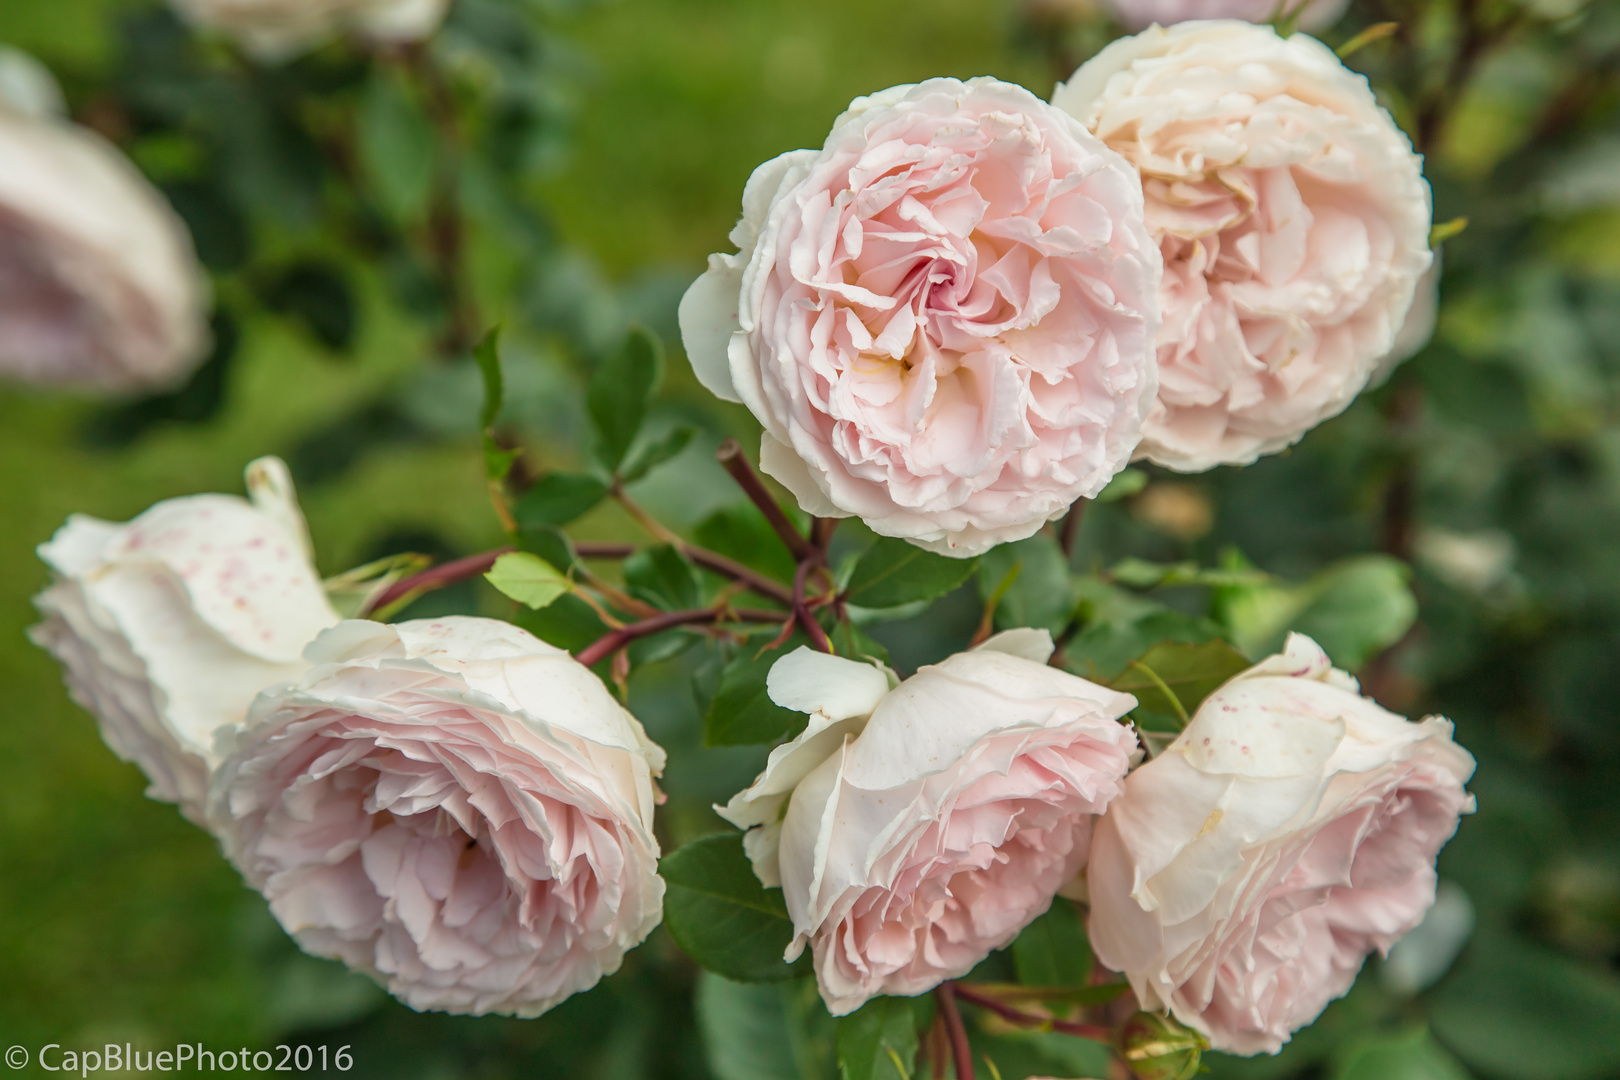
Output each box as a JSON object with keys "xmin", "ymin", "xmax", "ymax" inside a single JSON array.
[
  {"xmin": 574, "ymin": 606, "xmax": 782, "ymax": 667},
  {"xmin": 687, "ymin": 547, "xmax": 794, "ymax": 606},
  {"xmin": 935, "ymin": 983, "xmax": 976, "ymax": 1080},
  {"xmin": 793, "ymin": 558, "xmax": 834, "ymax": 653},
  {"xmin": 365, "ymin": 547, "xmax": 512, "ymax": 613},
  {"xmin": 717, "ymin": 439, "xmax": 814, "ymax": 562},
  {"xmin": 950, "ymin": 983, "xmax": 1113, "ymax": 1043}
]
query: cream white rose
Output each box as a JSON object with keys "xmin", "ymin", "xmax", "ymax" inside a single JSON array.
[
  {"xmin": 720, "ymin": 629, "xmax": 1139, "ymax": 1015},
  {"xmin": 1086, "ymin": 633, "xmax": 1476, "ymax": 1054},
  {"xmin": 211, "ymin": 617, "xmax": 666, "ymax": 1017},
  {"xmin": 169, "ymin": 0, "xmax": 452, "ymax": 60},
  {"xmin": 1053, "ymin": 22, "xmax": 1433, "ymax": 471},
  {"xmin": 0, "ymin": 87, "xmax": 209, "ymax": 392},
  {"xmin": 1101, "ymin": 0, "xmax": 1349, "ymax": 32},
  {"xmin": 30, "ymin": 458, "xmax": 340, "ymax": 822},
  {"xmin": 681, "ymin": 77, "xmax": 1161, "ymax": 556}
]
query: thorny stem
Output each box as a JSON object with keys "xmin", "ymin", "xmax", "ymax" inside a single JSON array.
[
  {"xmin": 935, "ymin": 983, "xmax": 976, "ymax": 1080},
  {"xmin": 575, "ymin": 606, "xmax": 784, "ymax": 668},
  {"xmin": 950, "ymin": 983, "xmax": 1113, "ymax": 1044},
  {"xmin": 716, "ymin": 439, "xmax": 815, "ymax": 562}
]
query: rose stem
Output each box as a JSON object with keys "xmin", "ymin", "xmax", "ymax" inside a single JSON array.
[
  {"xmin": 950, "ymin": 983, "xmax": 1112, "ymax": 1043},
  {"xmin": 612, "ymin": 484, "xmax": 795, "ymax": 606},
  {"xmin": 575, "ymin": 607, "xmax": 784, "ymax": 667},
  {"xmin": 716, "ymin": 438, "xmax": 815, "ymax": 562},
  {"xmin": 935, "ymin": 983, "xmax": 976, "ymax": 1080},
  {"xmin": 793, "ymin": 558, "xmax": 834, "ymax": 653},
  {"xmin": 1059, "ymin": 501, "xmax": 1085, "ymax": 560}
]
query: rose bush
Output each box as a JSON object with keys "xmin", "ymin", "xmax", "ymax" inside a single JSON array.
[
  {"xmin": 720, "ymin": 629, "xmax": 1139, "ymax": 1014},
  {"xmin": 29, "ymin": 457, "xmax": 338, "ymax": 823},
  {"xmin": 680, "ymin": 76, "xmax": 1161, "ymax": 556},
  {"xmin": 0, "ymin": 88, "xmax": 208, "ymax": 391},
  {"xmin": 1085, "ymin": 634, "xmax": 1476, "ymax": 1054},
  {"xmin": 210, "ymin": 617, "xmax": 666, "ymax": 1017},
  {"xmin": 1052, "ymin": 21, "xmax": 1432, "ymax": 471},
  {"xmin": 169, "ymin": 0, "xmax": 452, "ymax": 60}
]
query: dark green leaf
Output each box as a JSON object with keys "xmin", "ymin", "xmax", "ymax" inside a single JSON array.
[
  {"xmin": 662, "ymin": 833, "xmax": 808, "ymax": 982},
  {"xmin": 516, "ymin": 524, "xmax": 578, "ymax": 573},
  {"xmin": 259, "ymin": 259, "xmax": 356, "ymax": 352},
  {"xmin": 706, "ymin": 636, "xmax": 812, "ymax": 747},
  {"xmin": 623, "ymin": 544, "xmax": 701, "ymax": 610},
  {"xmin": 1012, "ymin": 900, "xmax": 1092, "ymax": 989},
  {"xmin": 977, "ymin": 533, "xmax": 1073, "ymax": 636},
  {"xmin": 1106, "ymin": 640, "xmax": 1251, "ymax": 725},
  {"xmin": 514, "ymin": 473, "xmax": 609, "ymax": 528},
  {"xmin": 1334, "ymin": 1027, "xmax": 1472, "ymax": 1080},
  {"xmin": 837, "ymin": 997, "xmax": 919, "ymax": 1080},
  {"xmin": 588, "ymin": 326, "xmax": 663, "ymax": 472},
  {"xmin": 696, "ymin": 504, "xmax": 798, "ymax": 582},
  {"xmin": 845, "ymin": 537, "xmax": 978, "ymax": 609},
  {"xmin": 827, "ymin": 621, "xmax": 891, "ymax": 666},
  {"xmin": 620, "ymin": 424, "xmax": 696, "ymax": 484},
  {"xmin": 357, "ymin": 67, "xmax": 437, "ymax": 222},
  {"xmin": 474, "ymin": 327, "xmax": 504, "ymax": 435},
  {"xmin": 484, "ymin": 551, "xmax": 569, "ymax": 609},
  {"xmin": 1215, "ymin": 555, "xmax": 1417, "ymax": 669},
  {"xmin": 513, "ymin": 593, "xmax": 608, "ymax": 653},
  {"xmin": 697, "ymin": 975, "xmax": 807, "ymax": 1080},
  {"xmin": 1066, "ymin": 584, "xmax": 1226, "ymax": 683}
]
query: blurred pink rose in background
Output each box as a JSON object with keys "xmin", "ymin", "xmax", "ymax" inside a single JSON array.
[
  {"xmin": 1054, "ymin": 22, "xmax": 1432, "ymax": 472},
  {"xmin": 721, "ymin": 630, "xmax": 1138, "ymax": 1014},
  {"xmin": 1086, "ymin": 633, "xmax": 1475, "ymax": 1054},
  {"xmin": 680, "ymin": 76, "xmax": 1161, "ymax": 556},
  {"xmin": 30, "ymin": 457, "xmax": 338, "ymax": 822},
  {"xmin": 211, "ymin": 617, "xmax": 666, "ymax": 1017},
  {"xmin": 0, "ymin": 52, "xmax": 209, "ymax": 392}
]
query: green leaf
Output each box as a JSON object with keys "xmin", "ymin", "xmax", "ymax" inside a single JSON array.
[
  {"xmin": 588, "ymin": 326, "xmax": 663, "ymax": 473},
  {"xmin": 1012, "ymin": 900, "xmax": 1092, "ymax": 989},
  {"xmin": 837, "ymin": 997, "xmax": 920, "ymax": 1080},
  {"xmin": 706, "ymin": 637, "xmax": 812, "ymax": 747},
  {"xmin": 696, "ymin": 503, "xmax": 799, "ymax": 583},
  {"xmin": 620, "ymin": 424, "xmax": 697, "ymax": 484},
  {"xmin": 623, "ymin": 543, "xmax": 701, "ymax": 610},
  {"xmin": 484, "ymin": 551, "xmax": 569, "ymax": 609},
  {"xmin": 513, "ymin": 473, "xmax": 609, "ymax": 528},
  {"xmin": 976, "ymin": 533, "xmax": 1073, "ymax": 636},
  {"xmin": 827, "ymin": 621, "xmax": 891, "ymax": 665},
  {"xmin": 1108, "ymin": 557, "xmax": 1273, "ymax": 590},
  {"xmin": 661, "ymin": 833, "xmax": 809, "ymax": 983},
  {"xmin": 473, "ymin": 328, "xmax": 518, "ymax": 485},
  {"xmin": 357, "ymin": 68, "xmax": 437, "ymax": 222},
  {"xmin": 1096, "ymin": 467, "xmax": 1148, "ymax": 502},
  {"xmin": 1066, "ymin": 581, "xmax": 1226, "ymax": 681},
  {"xmin": 1334, "ymin": 1027, "xmax": 1473, "ymax": 1080},
  {"xmin": 1215, "ymin": 554, "xmax": 1418, "ymax": 669},
  {"xmin": 845, "ymin": 537, "xmax": 978, "ymax": 609},
  {"xmin": 1105, "ymin": 640, "xmax": 1250, "ymax": 727},
  {"xmin": 513, "ymin": 593, "xmax": 607, "ymax": 653},
  {"xmin": 697, "ymin": 975, "xmax": 805, "ymax": 1080},
  {"xmin": 1429, "ymin": 932, "xmax": 1620, "ymax": 1080}
]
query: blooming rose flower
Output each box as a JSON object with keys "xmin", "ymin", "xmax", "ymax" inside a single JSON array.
[
  {"xmin": 210, "ymin": 617, "xmax": 667, "ymax": 1017},
  {"xmin": 1086, "ymin": 634, "xmax": 1476, "ymax": 1054},
  {"xmin": 0, "ymin": 92, "xmax": 209, "ymax": 391},
  {"xmin": 30, "ymin": 458, "xmax": 338, "ymax": 823},
  {"xmin": 680, "ymin": 77, "xmax": 1161, "ymax": 556},
  {"xmin": 719, "ymin": 629, "xmax": 1139, "ymax": 1014},
  {"xmin": 1053, "ymin": 22, "xmax": 1433, "ymax": 471},
  {"xmin": 169, "ymin": 0, "xmax": 452, "ymax": 60},
  {"xmin": 1100, "ymin": 0, "xmax": 1349, "ymax": 32}
]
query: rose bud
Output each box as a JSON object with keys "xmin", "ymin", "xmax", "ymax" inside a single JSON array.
[
  {"xmin": 210, "ymin": 617, "xmax": 667, "ymax": 1017},
  {"xmin": 1086, "ymin": 633, "xmax": 1476, "ymax": 1054},
  {"xmin": 1053, "ymin": 21, "xmax": 1433, "ymax": 472},
  {"xmin": 0, "ymin": 61, "xmax": 209, "ymax": 392},
  {"xmin": 30, "ymin": 457, "xmax": 339, "ymax": 823},
  {"xmin": 719, "ymin": 629, "xmax": 1138, "ymax": 1015},
  {"xmin": 168, "ymin": 0, "xmax": 452, "ymax": 61},
  {"xmin": 680, "ymin": 76, "xmax": 1162, "ymax": 557},
  {"xmin": 1100, "ymin": 0, "xmax": 1348, "ymax": 32}
]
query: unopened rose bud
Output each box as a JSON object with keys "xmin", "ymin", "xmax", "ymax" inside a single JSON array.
[{"xmin": 1117, "ymin": 1012, "xmax": 1206, "ymax": 1080}]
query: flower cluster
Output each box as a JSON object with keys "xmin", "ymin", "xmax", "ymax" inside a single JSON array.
[{"xmin": 24, "ymin": 8, "xmax": 1471, "ymax": 1069}]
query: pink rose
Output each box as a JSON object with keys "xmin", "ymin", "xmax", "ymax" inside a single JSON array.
[
  {"xmin": 1086, "ymin": 634, "xmax": 1476, "ymax": 1054},
  {"xmin": 680, "ymin": 77, "xmax": 1161, "ymax": 556},
  {"xmin": 30, "ymin": 457, "xmax": 338, "ymax": 823},
  {"xmin": 210, "ymin": 617, "xmax": 666, "ymax": 1017},
  {"xmin": 1100, "ymin": 0, "xmax": 1349, "ymax": 32},
  {"xmin": 719, "ymin": 630, "xmax": 1138, "ymax": 1014},
  {"xmin": 1053, "ymin": 22, "xmax": 1433, "ymax": 471}
]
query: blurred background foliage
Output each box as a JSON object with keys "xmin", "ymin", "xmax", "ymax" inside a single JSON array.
[{"xmin": 1, "ymin": 0, "xmax": 1618, "ymax": 1077}]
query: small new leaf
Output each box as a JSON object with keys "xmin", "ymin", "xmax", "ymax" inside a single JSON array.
[
  {"xmin": 661, "ymin": 833, "xmax": 808, "ymax": 983},
  {"xmin": 484, "ymin": 551, "xmax": 569, "ymax": 610},
  {"xmin": 845, "ymin": 538, "xmax": 978, "ymax": 609}
]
